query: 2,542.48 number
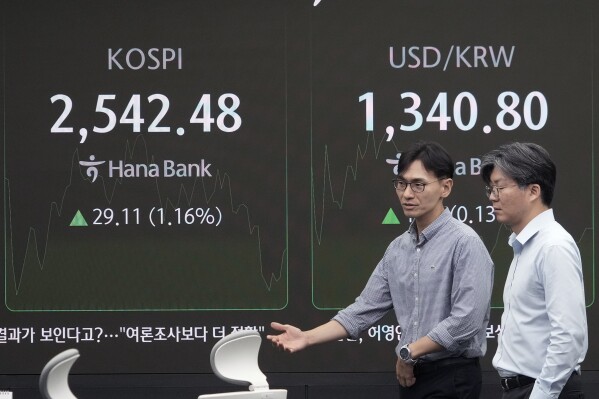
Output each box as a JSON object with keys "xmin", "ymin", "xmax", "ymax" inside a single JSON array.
[{"xmin": 50, "ymin": 93, "xmax": 242, "ymax": 136}]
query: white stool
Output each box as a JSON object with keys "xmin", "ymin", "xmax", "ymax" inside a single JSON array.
[
  {"xmin": 199, "ymin": 330, "xmax": 287, "ymax": 399},
  {"xmin": 39, "ymin": 348, "xmax": 80, "ymax": 399}
]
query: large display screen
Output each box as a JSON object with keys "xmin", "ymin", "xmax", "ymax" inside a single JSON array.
[{"xmin": 1, "ymin": 0, "xmax": 597, "ymax": 375}]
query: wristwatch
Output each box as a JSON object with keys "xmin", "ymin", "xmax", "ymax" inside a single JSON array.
[{"xmin": 399, "ymin": 344, "xmax": 417, "ymax": 365}]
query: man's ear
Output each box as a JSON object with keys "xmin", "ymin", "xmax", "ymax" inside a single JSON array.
[
  {"xmin": 528, "ymin": 183, "xmax": 542, "ymax": 202},
  {"xmin": 441, "ymin": 178, "xmax": 453, "ymax": 199}
]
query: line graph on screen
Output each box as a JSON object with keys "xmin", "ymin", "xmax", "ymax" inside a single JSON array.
[{"xmin": 5, "ymin": 135, "xmax": 288, "ymax": 311}]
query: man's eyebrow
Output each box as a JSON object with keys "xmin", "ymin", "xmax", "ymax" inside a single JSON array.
[{"xmin": 397, "ymin": 177, "xmax": 427, "ymax": 183}]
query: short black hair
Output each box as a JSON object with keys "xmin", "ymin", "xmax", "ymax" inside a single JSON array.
[
  {"xmin": 396, "ymin": 141, "xmax": 454, "ymax": 179},
  {"xmin": 480, "ymin": 142, "xmax": 556, "ymax": 206}
]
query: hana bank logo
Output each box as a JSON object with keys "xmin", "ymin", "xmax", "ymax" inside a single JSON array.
[
  {"xmin": 79, "ymin": 155, "xmax": 105, "ymax": 183},
  {"xmin": 79, "ymin": 156, "xmax": 213, "ymax": 180}
]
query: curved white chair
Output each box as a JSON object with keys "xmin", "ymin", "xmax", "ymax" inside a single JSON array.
[
  {"xmin": 39, "ymin": 348, "xmax": 80, "ymax": 399},
  {"xmin": 199, "ymin": 330, "xmax": 287, "ymax": 399}
]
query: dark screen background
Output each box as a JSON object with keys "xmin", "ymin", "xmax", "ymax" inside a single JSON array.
[{"xmin": 1, "ymin": 0, "xmax": 597, "ymax": 376}]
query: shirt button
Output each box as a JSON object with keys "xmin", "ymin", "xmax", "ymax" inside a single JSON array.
[
  {"xmin": 414, "ymin": 321, "xmax": 418, "ymax": 326},
  {"xmin": 415, "ymin": 297, "xmax": 418, "ymax": 301},
  {"xmin": 416, "ymin": 248, "xmax": 421, "ymax": 252}
]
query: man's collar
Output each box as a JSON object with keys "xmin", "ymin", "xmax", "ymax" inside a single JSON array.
[
  {"xmin": 409, "ymin": 208, "xmax": 452, "ymax": 241},
  {"xmin": 509, "ymin": 208, "xmax": 554, "ymax": 247}
]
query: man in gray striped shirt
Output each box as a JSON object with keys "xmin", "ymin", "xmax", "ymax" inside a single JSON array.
[{"xmin": 268, "ymin": 141, "xmax": 494, "ymax": 399}]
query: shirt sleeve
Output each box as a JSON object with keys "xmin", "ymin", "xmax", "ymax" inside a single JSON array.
[
  {"xmin": 427, "ymin": 234, "xmax": 493, "ymax": 352},
  {"xmin": 333, "ymin": 247, "xmax": 394, "ymax": 339},
  {"xmin": 529, "ymin": 242, "xmax": 587, "ymax": 399}
]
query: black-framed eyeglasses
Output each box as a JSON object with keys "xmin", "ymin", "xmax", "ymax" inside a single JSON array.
[
  {"xmin": 485, "ymin": 184, "xmax": 519, "ymax": 198},
  {"xmin": 392, "ymin": 178, "xmax": 444, "ymax": 193}
]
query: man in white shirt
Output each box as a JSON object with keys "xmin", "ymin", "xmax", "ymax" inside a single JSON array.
[{"xmin": 481, "ymin": 142, "xmax": 587, "ymax": 399}]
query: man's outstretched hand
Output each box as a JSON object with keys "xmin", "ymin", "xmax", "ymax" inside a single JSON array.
[{"xmin": 267, "ymin": 322, "xmax": 309, "ymax": 353}]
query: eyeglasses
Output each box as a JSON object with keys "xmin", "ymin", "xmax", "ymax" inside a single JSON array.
[
  {"xmin": 392, "ymin": 178, "xmax": 444, "ymax": 193},
  {"xmin": 485, "ymin": 184, "xmax": 519, "ymax": 198}
]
